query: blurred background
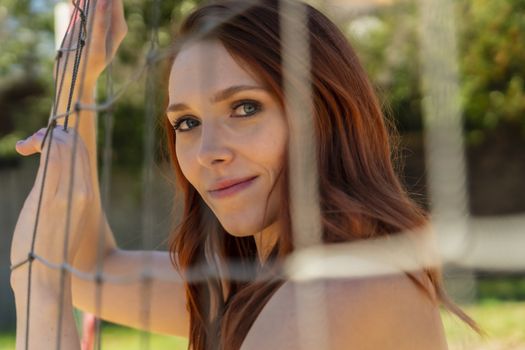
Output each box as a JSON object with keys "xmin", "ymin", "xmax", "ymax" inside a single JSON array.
[{"xmin": 1, "ymin": 0, "xmax": 524, "ymax": 349}]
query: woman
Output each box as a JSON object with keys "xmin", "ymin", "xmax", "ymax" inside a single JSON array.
[{"xmin": 10, "ymin": 0, "xmax": 478, "ymax": 349}]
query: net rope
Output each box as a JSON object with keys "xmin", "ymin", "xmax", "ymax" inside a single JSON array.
[
  {"xmin": 9, "ymin": 0, "xmax": 525, "ymax": 349},
  {"xmin": 12, "ymin": 1, "xmax": 312, "ymax": 349}
]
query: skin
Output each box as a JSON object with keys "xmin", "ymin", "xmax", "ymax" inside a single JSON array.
[
  {"xmin": 168, "ymin": 40, "xmax": 287, "ymax": 262},
  {"xmin": 9, "ymin": 1, "xmax": 449, "ymax": 349}
]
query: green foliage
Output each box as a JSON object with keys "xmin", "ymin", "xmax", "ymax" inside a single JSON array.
[
  {"xmin": 477, "ymin": 276, "xmax": 525, "ymax": 301},
  {"xmin": 348, "ymin": 2, "xmax": 423, "ymax": 133},
  {"xmin": 0, "ymin": 0, "xmax": 204, "ymax": 169},
  {"xmin": 0, "ymin": 133, "xmax": 22, "ymax": 163},
  {"xmin": 1, "ymin": 0, "xmax": 524, "ymax": 169},
  {"xmin": 458, "ymin": 0, "xmax": 525, "ymax": 136},
  {"xmin": 94, "ymin": 0, "xmax": 204, "ymax": 170},
  {"xmin": 0, "ymin": 0, "xmax": 56, "ymax": 161},
  {"xmin": 348, "ymin": 0, "xmax": 525, "ymax": 138}
]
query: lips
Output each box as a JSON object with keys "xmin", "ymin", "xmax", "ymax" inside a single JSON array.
[
  {"xmin": 208, "ymin": 176, "xmax": 258, "ymax": 198},
  {"xmin": 209, "ymin": 176, "xmax": 258, "ymax": 192}
]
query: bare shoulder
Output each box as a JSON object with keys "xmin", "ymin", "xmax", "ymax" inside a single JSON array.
[
  {"xmin": 323, "ymin": 271, "xmax": 448, "ymax": 349},
  {"xmin": 241, "ymin": 272, "xmax": 448, "ymax": 350}
]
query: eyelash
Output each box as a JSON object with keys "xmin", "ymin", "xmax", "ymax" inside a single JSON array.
[{"xmin": 172, "ymin": 99, "xmax": 262, "ymax": 132}]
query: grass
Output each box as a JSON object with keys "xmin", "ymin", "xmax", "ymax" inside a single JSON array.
[
  {"xmin": 1, "ymin": 300, "xmax": 524, "ymax": 349},
  {"xmin": 442, "ymin": 300, "xmax": 525, "ymax": 350},
  {"xmin": 0, "ymin": 326, "xmax": 187, "ymax": 350},
  {"xmin": 97, "ymin": 327, "xmax": 187, "ymax": 349}
]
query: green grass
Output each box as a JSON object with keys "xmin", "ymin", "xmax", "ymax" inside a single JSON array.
[
  {"xmin": 1, "ymin": 301, "xmax": 524, "ymax": 349},
  {"xmin": 0, "ymin": 332, "xmax": 16, "ymax": 350},
  {"xmin": 0, "ymin": 325, "xmax": 187, "ymax": 350},
  {"xmin": 98, "ymin": 326, "xmax": 188, "ymax": 349},
  {"xmin": 442, "ymin": 300, "xmax": 525, "ymax": 350}
]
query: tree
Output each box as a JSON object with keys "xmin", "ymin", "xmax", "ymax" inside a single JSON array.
[
  {"xmin": 346, "ymin": 0, "xmax": 525, "ymax": 142},
  {"xmin": 458, "ymin": 0, "xmax": 525, "ymax": 141}
]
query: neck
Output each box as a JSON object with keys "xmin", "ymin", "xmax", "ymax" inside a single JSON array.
[{"xmin": 253, "ymin": 220, "xmax": 281, "ymax": 264}]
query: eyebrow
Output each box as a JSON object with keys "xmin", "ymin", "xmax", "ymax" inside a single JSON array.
[{"xmin": 166, "ymin": 85, "xmax": 268, "ymax": 114}]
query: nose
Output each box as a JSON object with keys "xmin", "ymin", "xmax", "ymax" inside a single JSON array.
[{"xmin": 196, "ymin": 123, "xmax": 234, "ymax": 168}]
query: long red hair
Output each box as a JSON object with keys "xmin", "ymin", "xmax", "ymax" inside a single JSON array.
[{"xmin": 164, "ymin": 1, "xmax": 479, "ymax": 349}]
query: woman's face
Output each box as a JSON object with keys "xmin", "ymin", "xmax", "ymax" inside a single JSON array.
[{"xmin": 168, "ymin": 40, "xmax": 287, "ymax": 238}]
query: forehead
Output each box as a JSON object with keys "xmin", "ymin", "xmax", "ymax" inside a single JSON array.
[{"xmin": 169, "ymin": 40, "xmax": 260, "ymax": 101}]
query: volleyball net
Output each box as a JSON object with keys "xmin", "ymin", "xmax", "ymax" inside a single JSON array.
[{"xmin": 9, "ymin": 0, "xmax": 525, "ymax": 349}]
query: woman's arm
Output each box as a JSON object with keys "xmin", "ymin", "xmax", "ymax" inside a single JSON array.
[
  {"xmin": 50, "ymin": 1, "xmax": 190, "ymax": 338},
  {"xmin": 10, "ymin": 0, "xmax": 189, "ymax": 345},
  {"xmin": 71, "ymin": 249, "xmax": 190, "ymax": 337},
  {"xmin": 54, "ymin": 2, "xmax": 189, "ymax": 337},
  {"xmin": 11, "ymin": 267, "xmax": 80, "ymax": 350},
  {"xmin": 11, "ymin": 125, "xmax": 93, "ymax": 349}
]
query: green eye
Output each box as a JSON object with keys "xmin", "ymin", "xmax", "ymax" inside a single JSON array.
[
  {"xmin": 173, "ymin": 117, "xmax": 200, "ymax": 132},
  {"xmin": 232, "ymin": 100, "xmax": 262, "ymax": 117},
  {"xmin": 242, "ymin": 103, "xmax": 256, "ymax": 114},
  {"xmin": 172, "ymin": 100, "xmax": 261, "ymax": 132}
]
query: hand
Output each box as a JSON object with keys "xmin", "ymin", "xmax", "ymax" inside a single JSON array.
[
  {"xmin": 10, "ymin": 126, "xmax": 96, "ymax": 292},
  {"xmin": 59, "ymin": 0, "xmax": 127, "ymax": 86}
]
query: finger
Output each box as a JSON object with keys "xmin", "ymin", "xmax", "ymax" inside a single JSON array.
[
  {"xmin": 78, "ymin": 133, "xmax": 93, "ymax": 202},
  {"xmin": 15, "ymin": 128, "xmax": 48, "ymax": 156},
  {"xmin": 55, "ymin": 128, "xmax": 89, "ymax": 199},
  {"xmin": 112, "ymin": 0, "xmax": 128, "ymax": 39},
  {"xmin": 92, "ymin": 0, "xmax": 127, "ymax": 50},
  {"xmin": 68, "ymin": 128, "xmax": 93, "ymax": 198},
  {"xmin": 40, "ymin": 126, "xmax": 69, "ymax": 166},
  {"xmin": 72, "ymin": 0, "xmax": 88, "ymax": 23},
  {"xmin": 30, "ymin": 128, "xmax": 64, "ymax": 203},
  {"xmin": 63, "ymin": 127, "xmax": 98, "ymax": 193},
  {"xmin": 92, "ymin": 0, "xmax": 113, "ymax": 39}
]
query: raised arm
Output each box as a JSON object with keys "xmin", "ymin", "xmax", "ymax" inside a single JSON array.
[
  {"xmin": 59, "ymin": 0, "xmax": 190, "ymax": 337},
  {"xmin": 10, "ymin": 1, "xmax": 190, "ymax": 347},
  {"xmin": 51, "ymin": 0, "xmax": 128, "ymax": 261}
]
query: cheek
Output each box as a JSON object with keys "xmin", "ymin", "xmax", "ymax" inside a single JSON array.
[
  {"xmin": 175, "ymin": 140, "xmax": 198, "ymax": 185},
  {"xmin": 251, "ymin": 118, "xmax": 287, "ymax": 172},
  {"xmin": 263, "ymin": 137, "xmax": 286, "ymax": 173}
]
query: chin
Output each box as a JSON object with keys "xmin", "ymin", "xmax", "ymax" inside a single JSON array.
[
  {"xmin": 220, "ymin": 221, "xmax": 259, "ymax": 238},
  {"xmin": 218, "ymin": 211, "xmax": 278, "ymax": 238}
]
